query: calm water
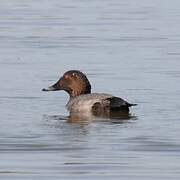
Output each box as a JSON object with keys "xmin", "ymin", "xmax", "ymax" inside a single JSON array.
[{"xmin": 0, "ymin": 0, "xmax": 180, "ymax": 179}]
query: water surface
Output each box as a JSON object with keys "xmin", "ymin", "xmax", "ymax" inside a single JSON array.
[{"xmin": 0, "ymin": 0, "xmax": 180, "ymax": 179}]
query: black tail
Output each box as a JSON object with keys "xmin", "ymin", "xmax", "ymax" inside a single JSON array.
[{"xmin": 127, "ymin": 103, "xmax": 137, "ymax": 107}]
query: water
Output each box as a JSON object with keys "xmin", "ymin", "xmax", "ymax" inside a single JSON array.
[{"xmin": 0, "ymin": 0, "xmax": 180, "ymax": 179}]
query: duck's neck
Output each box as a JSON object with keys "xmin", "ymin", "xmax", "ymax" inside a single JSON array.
[{"xmin": 69, "ymin": 89, "xmax": 91, "ymax": 98}]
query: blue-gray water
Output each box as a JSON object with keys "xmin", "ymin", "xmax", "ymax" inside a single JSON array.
[{"xmin": 0, "ymin": 0, "xmax": 180, "ymax": 179}]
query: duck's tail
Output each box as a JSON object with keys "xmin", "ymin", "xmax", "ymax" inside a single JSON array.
[{"xmin": 127, "ymin": 103, "xmax": 137, "ymax": 107}]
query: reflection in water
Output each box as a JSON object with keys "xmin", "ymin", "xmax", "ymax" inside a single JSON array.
[
  {"xmin": 68, "ymin": 111, "xmax": 134, "ymax": 123},
  {"xmin": 42, "ymin": 114, "xmax": 90, "ymax": 135},
  {"xmin": 43, "ymin": 111, "xmax": 136, "ymax": 124}
]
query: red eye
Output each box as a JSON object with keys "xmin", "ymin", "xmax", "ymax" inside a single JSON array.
[{"xmin": 64, "ymin": 74, "xmax": 69, "ymax": 79}]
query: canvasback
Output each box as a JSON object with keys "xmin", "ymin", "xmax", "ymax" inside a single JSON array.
[{"xmin": 42, "ymin": 70, "xmax": 137, "ymax": 116}]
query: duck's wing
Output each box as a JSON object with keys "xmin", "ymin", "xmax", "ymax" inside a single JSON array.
[
  {"xmin": 107, "ymin": 96, "xmax": 137, "ymax": 112},
  {"xmin": 92, "ymin": 96, "xmax": 137, "ymax": 114},
  {"xmin": 91, "ymin": 97, "xmax": 125, "ymax": 113}
]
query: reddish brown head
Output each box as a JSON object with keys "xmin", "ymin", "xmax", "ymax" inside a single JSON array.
[{"xmin": 42, "ymin": 70, "xmax": 91, "ymax": 98}]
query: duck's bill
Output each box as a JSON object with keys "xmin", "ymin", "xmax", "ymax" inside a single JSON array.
[
  {"xmin": 42, "ymin": 86, "xmax": 57, "ymax": 91},
  {"xmin": 42, "ymin": 82, "xmax": 61, "ymax": 91}
]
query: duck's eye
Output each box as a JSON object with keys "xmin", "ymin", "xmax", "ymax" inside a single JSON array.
[{"xmin": 64, "ymin": 74, "xmax": 69, "ymax": 79}]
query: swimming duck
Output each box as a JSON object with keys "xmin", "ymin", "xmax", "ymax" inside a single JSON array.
[{"xmin": 42, "ymin": 70, "xmax": 136, "ymax": 116}]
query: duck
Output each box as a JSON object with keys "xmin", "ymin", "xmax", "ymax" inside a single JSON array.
[{"xmin": 42, "ymin": 70, "xmax": 137, "ymax": 116}]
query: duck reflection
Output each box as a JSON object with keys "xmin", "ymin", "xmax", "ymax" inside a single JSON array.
[
  {"xmin": 43, "ymin": 112, "xmax": 137, "ymax": 140},
  {"xmin": 67, "ymin": 111, "xmax": 134, "ymax": 123},
  {"xmin": 43, "ymin": 107, "xmax": 136, "ymax": 124}
]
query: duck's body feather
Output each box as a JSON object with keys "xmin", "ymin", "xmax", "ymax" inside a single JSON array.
[{"xmin": 66, "ymin": 93, "xmax": 132, "ymax": 115}]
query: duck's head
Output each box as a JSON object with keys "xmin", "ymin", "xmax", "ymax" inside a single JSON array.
[{"xmin": 42, "ymin": 70, "xmax": 91, "ymax": 98}]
